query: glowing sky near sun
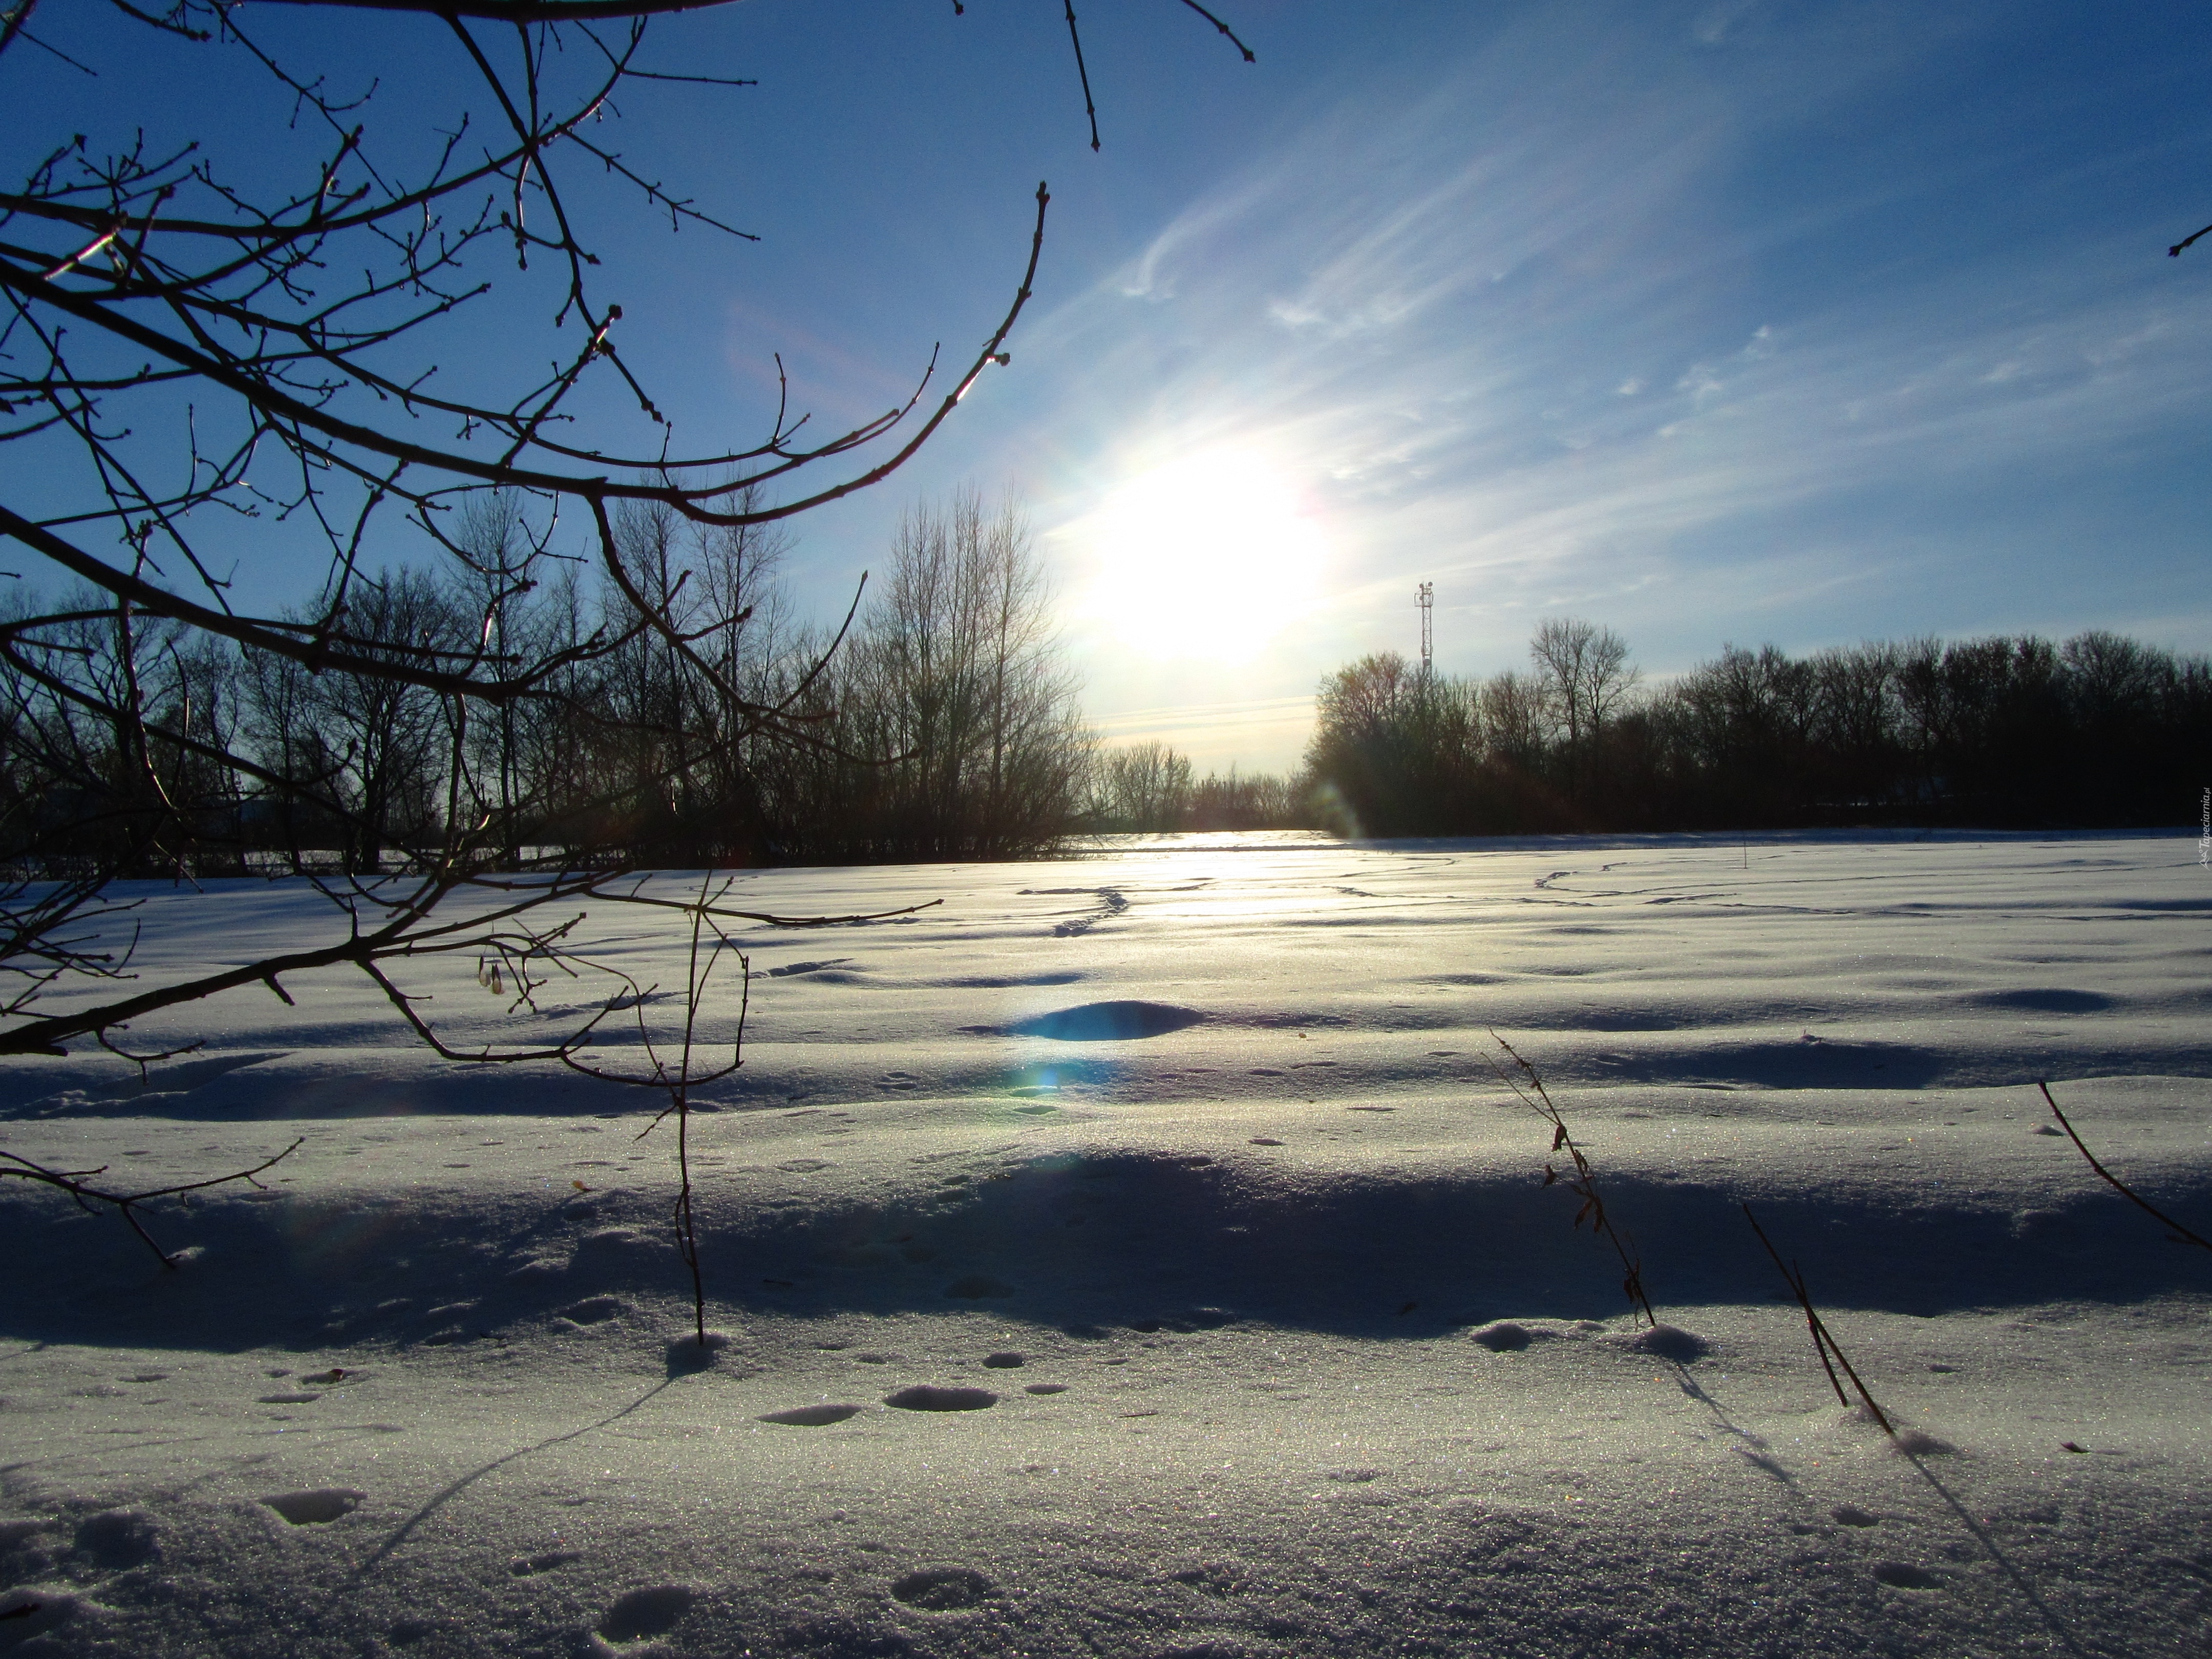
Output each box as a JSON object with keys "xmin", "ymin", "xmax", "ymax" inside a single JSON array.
[{"xmin": 1081, "ymin": 448, "xmax": 1329, "ymax": 665}]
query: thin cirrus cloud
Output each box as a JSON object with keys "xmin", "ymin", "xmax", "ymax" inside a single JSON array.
[{"xmin": 1010, "ymin": 3, "xmax": 2211, "ymax": 770}]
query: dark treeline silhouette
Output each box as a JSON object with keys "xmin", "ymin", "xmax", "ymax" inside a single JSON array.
[
  {"xmin": 1303, "ymin": 622, "xmax": 2211, "ymax": 837},
  {"xmin": 0, "ymin": 487, "xmax": 1094, "ymax": 879},
  {"xmin": 17, "ymin": 571, "xmax": 2199, "ymax": 884}
]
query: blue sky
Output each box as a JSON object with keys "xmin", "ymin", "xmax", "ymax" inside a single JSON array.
[{"xmin": 11, "ymin": 1, "xmax": 2211, "ymax": 772}]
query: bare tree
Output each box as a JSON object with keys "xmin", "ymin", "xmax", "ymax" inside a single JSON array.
[
  {"xmin": 1528, "ymin": 618, "xmax": 1639, "ymax": 798},
  {"xmin": 820, "ymin": 488, "xmax": 1088, "ymax": 859},
  {"xmin": 1097, "ymin": 741, "xmax": 1195, "ymax": 831},
  {"xmin": 295, "ymin": 568, "xmax": 456, "ymax": 875},
  {"xmin": 1477, "ymin": 669, "xmax": 1550, "ymax": 775}
]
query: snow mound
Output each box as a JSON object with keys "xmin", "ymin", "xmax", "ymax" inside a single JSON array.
[
  {"xmin": 1600, "ymin": 1323, "xmax": 1713, "ymax": 1361},
  {"xmin": 1469, "ymin": 1318, "xmax": 1610, "ymax": 1349},
  {"xmin": 1007, "ymin": 1001, "xmax": 1205, "ymax": 1040}
]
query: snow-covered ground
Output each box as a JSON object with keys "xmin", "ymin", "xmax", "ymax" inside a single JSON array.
[{"xmin": 1, "ymin": 831, "xmax": 2206, "ymax": 1657}]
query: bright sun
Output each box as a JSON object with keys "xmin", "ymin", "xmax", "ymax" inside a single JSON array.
[{"xmin": 1085, "ymin": 448, "xmax": 1328, "ymax": 662}]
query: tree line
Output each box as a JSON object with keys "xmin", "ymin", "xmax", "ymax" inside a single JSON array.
[
  {"xmin": 0, "ymin": 486, "xmax": 1098, "ymax": 879},
  {"xmin": 1300, "ymin": 620, "xmax": 2211, "ymax": 837},
  {"xmin": 10, "ymin": 546, "xmax": 2200, "ymax": 883}
]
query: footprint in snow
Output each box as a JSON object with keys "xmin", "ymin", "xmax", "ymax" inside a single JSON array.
[
  {"xmin": 884, "ymin": 1386, "xmax": 997, "ymax": 1412},
  {"xmin": 73, "ymin": 1509, "xmax": 158, "ymax": 1568},
  {"xmin": 757, "ymin": 1404, "xmax": 867, "ymax": 1427},
  {"xmin": 1871, "ymin": 1562, "xmax": 1945, "ymax": 1590},
  {"xmin": 598, "ymin": 1584, "xmax": 695, "ymax": 1644},
  {"xmin": 891, "ymin": 1567, "xmax": 994, "ymax": 1610},
  {"xmin": 556, "ymin": 1296, "xmax": 627, "ymax": 1326},
  {"xmin": 260, "ymin": 1489, "xmax": 364, "ymax": 1526},
  {"xmin": 510, "ymin": 1550, "xmax": 583, "ymax": 1576}
]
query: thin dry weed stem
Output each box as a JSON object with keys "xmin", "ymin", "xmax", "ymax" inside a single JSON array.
[
  {"xmin": 2039, "ymin": 1079, "xmax": 2212, "ymax": 1252},
  {"xmin": 573, "ymin": 873, "xmax": 752, "ymax": 1348},
  {"xmin": 1741, "ymin": 1202, "xmax": 1894, "ymax": 1435},
  {"xmin": 1487, "ymin": 1031, "xmax": 1656, "ymax": 1327}
]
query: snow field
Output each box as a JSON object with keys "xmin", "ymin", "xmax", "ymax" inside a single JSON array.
[{"xmin": 1, "ymin": 831, "xmax": 2207, "ymax": 1655}]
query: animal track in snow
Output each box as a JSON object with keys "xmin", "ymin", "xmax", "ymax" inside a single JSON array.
[{"xmin": 1029, "ymin": 887, "xmax": 1128, "ymax": 938}]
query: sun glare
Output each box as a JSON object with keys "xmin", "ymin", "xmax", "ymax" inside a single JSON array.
[{"xmin": 1086, "ymin": 449, "xmax": 1328, "ymax": 662}]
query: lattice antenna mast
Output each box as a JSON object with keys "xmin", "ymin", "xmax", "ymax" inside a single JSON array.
[{"xmin": 1417, "ymin": 582, "xmax": 1434, "ymax": 680}]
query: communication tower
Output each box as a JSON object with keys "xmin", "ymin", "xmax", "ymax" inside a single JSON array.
[{"xmin": 1417, "ymin": 582, "xmax": 1434, "ymax": 679}]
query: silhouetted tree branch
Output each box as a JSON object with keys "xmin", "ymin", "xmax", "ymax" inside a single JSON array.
[{"xmin": 0, "ymin": 1137, "xmax": 303, "ymax": 1267}]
